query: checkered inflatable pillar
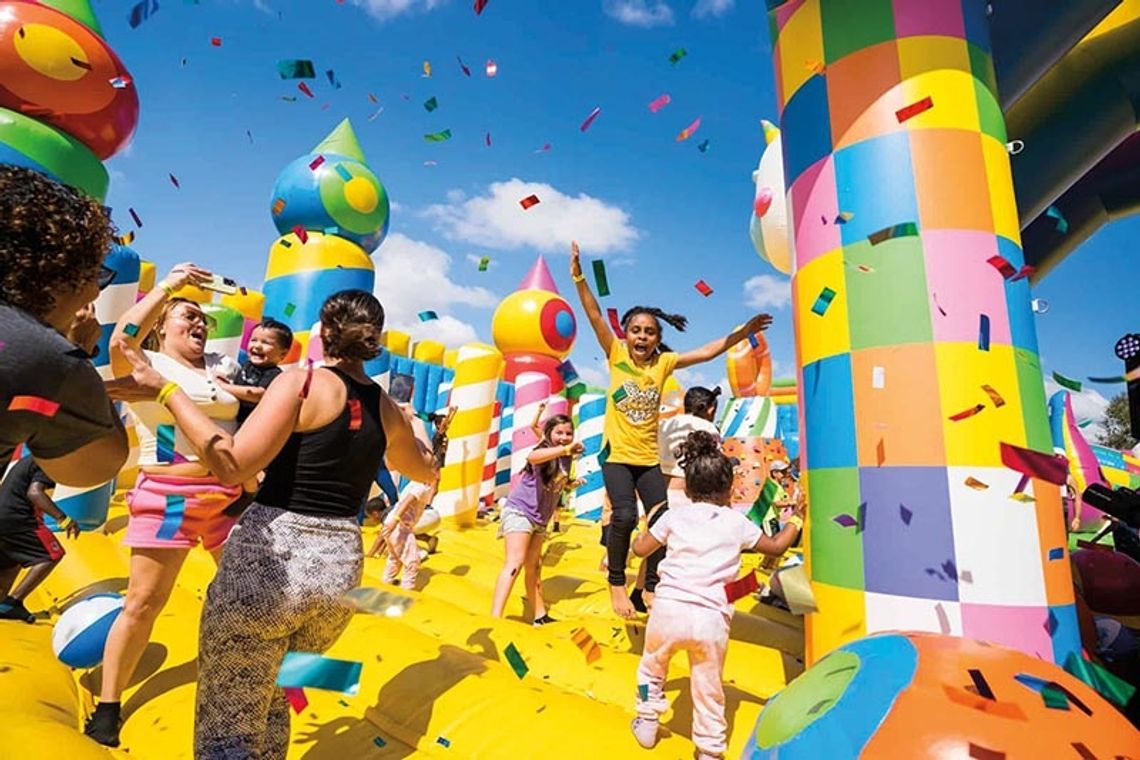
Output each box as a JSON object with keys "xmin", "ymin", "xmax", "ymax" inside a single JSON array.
[{"xmin": 769, "ymin": 0, "xmax": 1078, "ymax": 665}]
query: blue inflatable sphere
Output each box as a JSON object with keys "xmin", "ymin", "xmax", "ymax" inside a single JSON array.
[
  {"xmin": 270, "ymin": 152, "xmax": 390, "ymax": 254},
  {"xmin": 51, "ymin": 593, "xmax": 124, "ymax": 668}
]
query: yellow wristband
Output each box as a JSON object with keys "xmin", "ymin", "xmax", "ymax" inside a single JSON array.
[
  {"xmin": 787, "ymin": 515, "xmax": 804, "ymax": 532},
  {"xmin": 160, "ymin": 282, "xmax": 175, "ymax": 298},
  {"xmin": 563, "ymin": 444, "xmax": 574, "ymax": 457},
  {"xmin": 572, "ymin": 274, "xmax": 586, "ymax": 284},
  {"xmin": 156, "ymin": 381, "xmax": 180, "ymax": 407},
  {"xmin": 58, "ymin": 517, "xmax": 74, "ymax": 530}
]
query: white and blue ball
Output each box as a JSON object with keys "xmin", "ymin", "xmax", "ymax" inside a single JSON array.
[{"xmin": 52, "ymin": 594, "xmax": 124, "ymax": 668}]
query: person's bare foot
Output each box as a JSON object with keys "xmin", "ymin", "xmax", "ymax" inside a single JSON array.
[{"xmin": 610, "ymin": 584, "xmax": 636, "ymax": 619}]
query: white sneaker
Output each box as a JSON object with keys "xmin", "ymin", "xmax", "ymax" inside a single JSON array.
[{"xmin": 630, "ymin": 717, "xmax": 659, "ymax": 749}]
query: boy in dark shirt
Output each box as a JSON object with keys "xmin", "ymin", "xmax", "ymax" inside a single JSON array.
[
  {"xmin": 218, "ymin": 319, "xmax": 293, "ymax": 425},
  {"xmin": 0, "ymin": 457, "xmax": 80, "ymax": 622}
]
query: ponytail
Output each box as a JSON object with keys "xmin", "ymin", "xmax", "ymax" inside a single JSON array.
[
  {"xmin": 621, "ymin": 306, "xmax": 688, "ymax": 353},
  {"xmin": 676, "ymin": 430, "xmax": 734, "ymax": 503}
]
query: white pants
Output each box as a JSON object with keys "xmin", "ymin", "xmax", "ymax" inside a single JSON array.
[
  {"xmin": 636, "ymin": 598, "xmax": 730, "ymax": 758},
  {"xmin": 382, "ymin": 524, "xmax": 419, "ymax": 590}
]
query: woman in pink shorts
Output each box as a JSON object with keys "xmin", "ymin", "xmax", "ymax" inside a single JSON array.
[{"xmin": 88, "ymin": 262, "xmax": 247, "ymax": 746}]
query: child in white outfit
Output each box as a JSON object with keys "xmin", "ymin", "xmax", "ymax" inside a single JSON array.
[
  {"xmin": 630, "ymin": 431, "xmax": 803, "ymax": 759},
  {"xmin": 377, "ymin": 480, "xmax": 436, "ymax": 590}
]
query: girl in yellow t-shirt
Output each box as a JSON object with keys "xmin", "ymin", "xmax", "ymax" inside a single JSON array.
[{"xmin": 570, "ymin": 242, "xmax": 773, "ymax": 618}]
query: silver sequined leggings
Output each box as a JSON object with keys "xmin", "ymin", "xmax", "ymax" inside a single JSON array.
[{"xmin": 194, "ymin": 503, "xmax": 363, "ymax": 759}]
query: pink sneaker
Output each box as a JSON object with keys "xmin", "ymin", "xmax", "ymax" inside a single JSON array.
[{"xmin": 631, "ymin": 717, "xmax": 659, "ymax": 749}]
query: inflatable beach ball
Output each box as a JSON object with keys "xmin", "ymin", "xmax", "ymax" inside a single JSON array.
[
  {"xmin": 746, "ymin": 632, "xmax": 1139, "ymax": 759},
  {"xmin": 52, "ymin": 594, "xmax": 124, "ymax": 668}
]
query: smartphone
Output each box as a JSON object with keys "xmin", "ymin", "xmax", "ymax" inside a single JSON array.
[
  {"xmin": 389, "ymin": 372, "xmax": 415, "ymax": 405},
  {"xmin": 201, "ymin": 275, "xmax": 238, "ymax": 295}
]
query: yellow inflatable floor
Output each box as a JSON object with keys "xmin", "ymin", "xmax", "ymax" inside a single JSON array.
[{"xmin": 0, "ymin": 503, "xmax": 803, "ymax": 758}]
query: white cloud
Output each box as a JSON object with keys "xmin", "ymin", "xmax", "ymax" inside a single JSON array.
[
  {"xmin": 743, "ymin": 274, "xmax": 791, "ymax": 310},
  {"xmin": 350, "ymin": 0, "xmax": 445, "ymax": 22},
  {"xmin": 1043, "ymin": 377, "xmax": 1110, "ymax": 443},
  {"xmin": 577, "ymin": 362, "xmax": 609, "ymax": 390},
  {"xmin": 676, "ymin": 367, "xmax": 730, "ymax": 397},
  {"xmin": 372, "ymin": 233, "xmax": 497, "ymax": 348},
  {"xmin": 692, "ymin": 0, "xmax": 732, "ymax": 18},
  {"xmin": 603, "ymin": 0, "xmax": 674, "ymax": 27},
  {"xmin": 424, "ymin": 178, "xmax": 640, "ymax": 254}
]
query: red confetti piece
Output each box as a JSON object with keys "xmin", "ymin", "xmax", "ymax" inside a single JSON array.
[
  {"xmin": 607, "ymin": 308, "xmax": 625, "ymax": 339},
  {"xmin": 485, "ymin": 60, "xmax": 497, "ymax": 77},
  {"xmin": 284, "ymin": 688, "xmax": 307, "ymax": 714},
  {"xmin": 965, "ymin": 476, "xmax": 990, "ymax": 490},
  {"xmin": 895, "ymin": 96, "xmax": 933, "ymax": 123},
  {"xmin": 347, "ymin": 399, "xmax": 362, "ymax": 431},
  {"xmin": 999, "ymin": 442, "xmax": 1069, "ymax": 485},
  {"xmin": 949, "ymin": 404, "xmax": 985, "ymax": 421},
  {"xmin": 580, "ymin": 106, "xmax": 601, "ymax": 132},
  {"xmin": 292, "ymin": 225, "xmax": 309, "ymax": 244},
  {"xmin": 519, "ymin": 194, "xmax": 540, "ymax": 210},
  {"xmin": 298, "ymin": 82, "xmax": 314, "ymax": 98},
  {"xmin": 474, "ymin": 0, "xmax": 489, "ymax": 14},
  {"xmin": 128, "ymin": 208, "xmax": 142, "ymax": 228},
  {"xmin": 676, "ymin": 117, "xmax": 701, "ymax": 142},
  {"xmin": 210, "ymin": 37, "xmax": 222, "ymax": 47},
  {"xmin": 987, "ymin": 255, "xmax": 1016, "ymax": 279},
  {"xmin": 981, "ymin": 384, "xmax": 1006, "ymax": 408},
  {"xmin": 724, "ymin": 570, "xmax": 759, "ymax": 603},
  {"xmin": 694, "ymin": 280, "xmax": 713, "ymax": 296},
  {"xmin": 7, "ymin": 395, "xmax": 61, "ymax": 417},
  {"xmin": 1010, "ymin": 265, "xmax": 1035, "ymax": 282},
  {"xmin": 309, "ymin": 155, "xmax": 325, "ymax": 171},
  {"xmin": 168, "ymin": 173, "xmax": 180, "ymax": 188}
]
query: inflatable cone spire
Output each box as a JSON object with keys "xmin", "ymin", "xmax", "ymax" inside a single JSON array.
[
  {"xmin": 760, "ymin": 119, "xmax": 779, "ymax": 146},
  {"xmin": 39, "ymin": 0, "xmax": 103, "ymax": 34},
  {"xmin": 517, "ymin": 255, "xmax": 559, "ymax": 293},
  {"xmin": 313, "ymin": 118, "xmax": 366, "ymax": 162}
]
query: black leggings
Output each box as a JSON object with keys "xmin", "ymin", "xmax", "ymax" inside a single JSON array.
[{"xmin": 601, "ymin": 462, "xmax": 668, "ymax": 589}]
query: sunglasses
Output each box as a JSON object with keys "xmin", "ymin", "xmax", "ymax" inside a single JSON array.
[{"xmin": 97, "ymin": 265, "xmax": 116, "ymax": 290}]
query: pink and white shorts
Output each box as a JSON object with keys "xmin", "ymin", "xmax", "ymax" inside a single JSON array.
[{"xmin": 125, "ymin": 471, "xmax": 241, "ymax": 551}]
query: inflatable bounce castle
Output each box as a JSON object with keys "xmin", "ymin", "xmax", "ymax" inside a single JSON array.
[{"xmin": 1, "ymin": 0, "xmax": 1139, "ymax": 757}]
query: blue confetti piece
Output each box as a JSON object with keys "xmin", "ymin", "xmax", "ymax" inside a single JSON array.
[
  {"xmin": 276, "ymin": 652, "xmax": 363, "ymax": 696},
  {"xmin": 436, "ymin": 736, "xmax": 451, "ymax": 748},
  {"xmin": 373, "ymin": 736, "xmax": 386, "ymax": 748},
  {"xmin": 978, "ymin": 314, "xmax": 991, "ymax": 352},
  {"xmin": 156, "ymin": 494, "xmax": 185, "ymax": 540},
  {"xmin": 156, "ymin": 423, "xmax": 177, "ymax": 463},
  {"xmin": 747, "ymin": 333, "xmax": 759, "ymax": 349},
  {"xmin": 1047, "ymin": 547, "xmax": 1064, "ymax": 560},
  {"xmin": 335, "ymin": 164, "xmax": 352, "ymax": 182},
  {"xmin": 637, "ymin": 683, "xmax": 648, "ymax": 701},
  {"xmin": 1014, "ymin": 673, "xmax": 1050, "ymax": 693}
]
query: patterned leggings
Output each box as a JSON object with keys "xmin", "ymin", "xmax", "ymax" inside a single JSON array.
[{"xmin": 195, "ymin": 503, "xmax": 363, "ymax": 759}]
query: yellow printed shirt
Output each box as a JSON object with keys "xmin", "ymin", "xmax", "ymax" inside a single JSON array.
[{"xmin": 602, "ymin": 341, "xmax": 679, "ymax": 466}]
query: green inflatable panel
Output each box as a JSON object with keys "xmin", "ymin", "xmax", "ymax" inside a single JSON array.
[{"xmin": 0, "ymin": 108, "xmax": 109, "ymax": 201}]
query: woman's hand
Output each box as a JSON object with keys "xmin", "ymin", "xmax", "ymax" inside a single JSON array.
[
  {"xmin": 67, "ymin": 303, "xmax": 101, "ymax": 356},
  {"xmin": 104, "ymin": 340, "xmax": 167, "ymax": 401},
  {"xmin": 570, "ymin": 240, "xmax": 583, "ymax": 279},
  {"xmin": 745, "ymin": 313, "xmax": 774, "ymax": 334},
  {"xmin": 160, "ymin": 262, "xmax": 212, "ymax": 293}
]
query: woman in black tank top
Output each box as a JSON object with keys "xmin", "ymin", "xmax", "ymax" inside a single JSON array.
[{"xmin": 106, "ymin": 290, "xmax": 447, "ymax": 758}]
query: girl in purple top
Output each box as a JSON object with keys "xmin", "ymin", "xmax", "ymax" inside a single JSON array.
[{"xmin": 491, "ymin": 414, "xmax": 583, "ymax": 625}]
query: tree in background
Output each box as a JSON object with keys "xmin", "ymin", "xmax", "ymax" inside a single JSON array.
[{"xmin": 1098, "ymin": 392, "xmax": 1139, "ymax": 451}]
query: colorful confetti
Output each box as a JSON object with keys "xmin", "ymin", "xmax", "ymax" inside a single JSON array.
[
  {"xmin": 128, "ymin": 208, "xmax": 143, "ymax": 228},
  {"xmin": 580, "ymin": 106, "xmax": 602, "ymax": 132},
  {"xmin": 868, "ymin": 222, "xmax": 918, "ymax": 245},
  {"xmin": 949, "ymin": 404, "xmax": 985, "ymax": 421},
  {"xmin": 210, "ymin": 37, "xmax": 222, "ymax": 47},
  {"xmin": 503, "ymin": 642, "xmax": 528, "ymax": 679},
  {"xmin": 694, "ymin": 279, "xmax": 713, "ymax": 296},
  {"xmin": 987, "ymin": 255, "xmax": 1017, "ymax": 279},
  {"xmin": 592, "ymin": 260, "xmax": 610, "ymax": 296},
  {"xmin": 668, "ymin": 48, "xmax": 687, "ymax": 64},
  {"xmin": 607, "ymin": 308, "xmax": 625, "ymax": 339},
  {"xmin": 1051, "ymin": 371, "xmax": 1082, "ymax": 392},
  {"xmin": 999, "ymin": 442, "xmax": 1069, "ymax": 485},
  {"xmin": 474, "ymin": 0, "xmax": 489, "ymax": 14},
  {"xmin": 697, "ymin": 139, "xmax": 710, "ymax": 153},
  {"xmin": 895, "ymin": 96, "xmax": 933, "ymax": 123},
  {"xmin": 485, "ymin": 59, "xmax": 497, "ymax": 77},
  {"xmin": 648, "ymin": 94, "xmax": 671, "ymax": 113},
  {"xmin": 418, "ymin": 310, "xmax": 439, "ymax": 322},
  {"xmin": 964, "ymin": 476, "xmax": 990, "ymax": 490},
  {"xmin": 424, "ymin": 96, "xmax": 439, "ymax": 112},
  {"xmin": 128, "ymin": 0, "xmax": 159, "ymax": 29},
  {"xmin": 1045, "ymin": 205, "xmax": 1068, "ymax": 233},
  {"xmin": 422, "ymin": 60, "xmax": 432, "ymax": 77},
  {"xmin": 676, "ymin": 117, "xmax": 701, "ymax": 142},
  {"xmin": 519, "ymin": 194, "xmax": 540, "ymax": 210},
  {"xmin": 277, "ymin": 59, "xmax": 315, "ymax": 79},
  {"xmin": 978, "ymin": 314, "xmax": 990, "ymax": 351},
  {"xmin": 456, "ymin": 56, "xmax": 471, "ymax": 77},
  {"xmin": 7, "ymin": 396, "xmax": 61, "ymax": 417},
  {"xmin": 478, "ymin": 256, "xmax": 490, "ymax": 272},
  {"xmin": 297, "ymin": 82, "xmax": 315, "ymax": 98},
  {"xmin": 724, "ymin": 570, "xmax": 759, "ymax": 603},
  {"xmin": 168, "ymin": 173, "xmax": 180, "ymax": 189},
  {"xmin": 810, "ymin": 286, "xmax": 836, "ymax": 316},
  {"xmin": 899, "ymin": 504, "xmax": 913, "ymax": 525},
  {"xmin": 570, "ymin": 627, "xmax": 602, "ymax": 664},
  {"xmin": 981, "ymin": 384, "xmax": 1005, "ymax": 407},
  {"xmin": 292, "ymin": 225, "xmax": 309, "ymax": 244},
  {"xmin": 424, "ymin": 129, "xmax": 453, "ymax": 142},
  {"xmin": 283, "ymin": 688, "xmax": 308, "ymax": 714},
  {"xmin": 276, "ymin": 652, "xmax": 362, "ymax": 695}
]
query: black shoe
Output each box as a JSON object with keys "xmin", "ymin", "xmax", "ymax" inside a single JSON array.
[
  {"xmin": 0, "ymin": 597, "xmax": 34, "ymax": 623},
  {"xmin": 84, "ymin": 702, "xmax": 121, "ymax": 748},
  {"xmin": 629, "ymin": 588, "xmax": 648, "ymax": 614},
  {"xmin": 532, "ymin": 614, "xmax": 557, "ymax": 627}
]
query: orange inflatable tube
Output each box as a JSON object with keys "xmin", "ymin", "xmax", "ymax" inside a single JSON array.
[{"xmin": 726, "ymin": 331, "xmax": 772, "ymax": 397}]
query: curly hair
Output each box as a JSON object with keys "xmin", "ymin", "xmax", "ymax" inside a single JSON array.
[
  {"xmin": 621, "ymin": 306, "xmax": 687, "ymax": 353},
  {"xmin": 676, "ymin": 430, "xmax": 734, "ymax": 504},
  {"xmin": 0, "ymin": 164, "xmax": 115, "ymax": 319},
  {"xmin": 320, "ymin": 289, "xmax": 385, "ymax": 362}
]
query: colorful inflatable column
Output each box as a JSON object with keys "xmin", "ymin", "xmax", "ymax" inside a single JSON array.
[
  {"xmin": 494, "ymin": 383, "xmax": 516, "ymax": 500},
  {"xmin": 219, "ymin": 287, "xmax": 266, "ymax": 363},
  {"xmin": 480, "ymin": 401, "xmax": 502, "ymax": 504},
  {"xmin": 769, "ymin": 0, "xmax": 1075, "ymax": 664},
  {"xmin": 719, "ymin": 396, "xmax": 785, "ymax": 507},
  {"xmin": 202, "ymin": 303, "xmax": 245, "ymax": 363},
  {"xmin": 433, "ymin": 344, "xmax": 504, "ymax": 524},
  {"xmin": 492, "ymin": 256, "xmax": 576, "ymax": 392},
  {"xmin": 262, "ymin": 119, "xmax": 389, "ymax": 364},
  {"xmin": 0, "ymin": 0, "xmax": 138, "ymax": 202},
  {"xmin": 92, "ymin": 244, "xmax": 140, "ymax": 379},
  {"xmin": 571, "ymin": 393, "xmax": 606, "ymax": 521},
  {"xmin": 510, "ymin": 371, "xmax": 551, "ymax": 484}
]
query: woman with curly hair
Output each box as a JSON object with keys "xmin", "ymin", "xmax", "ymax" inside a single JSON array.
[
  {"xmin": 108, "ymin": 289, "xmax": 445, "ymax": 758},
  {"xmin": 0, "ymin": 164, "xmax": 128, "ymax": 486}
]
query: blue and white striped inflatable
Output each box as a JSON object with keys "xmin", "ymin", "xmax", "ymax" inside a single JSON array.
[{"xmin": 51, "ymin": 594, "xmax": 124, "ymax": 668}]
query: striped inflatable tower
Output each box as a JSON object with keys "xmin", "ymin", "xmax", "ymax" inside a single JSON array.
[
  {"xmin": 510, "ymin": 372, "xmax": 551, "ymax": 485},
  {"xmin": 571, "ymin": 393, "xmax": 606, "ymax": 521},
  {"xmin": 203, "ymin": 303, "xmax": 245, "ymax": 363},
  {"xmin": 494, "ymin": 382, "xmax": 516, "ymax": 500},
  {"xmin": 261, "ymin": 119, "xmax": 389, "ymax": 365},
  {"xmin": 220, "ymin": 288, "xmax": 266, "ymax": 364},
  {"xmin": 545, "ymin": 396, "xmax": 569, "ymax": 421},
  {"xmin": 433, "ymin": 344, "xmax": 504, "ymax": 525},
  {"xmin": 480, "ymin": 401, "xmax": 502, "ymax": 503},
  {"xmin": 769, "ymin": 0, "xmax": 1076, "ymax": 665}
]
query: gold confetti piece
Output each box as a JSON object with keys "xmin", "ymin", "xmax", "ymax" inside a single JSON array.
[
  {"xmin": 981, "ymin": 384, "xmax": 1006, "ymax": 408},
  {"xmin": 570, "ymin": 627, "xmax": 601, "ymax": 664},
  {"xmin": 965, "ymin": 476, "xmax": 989, "ymax": 491},
  {"xmin": 1008, "ymin": 493, "xmax": 1036, "ymax": 503}
]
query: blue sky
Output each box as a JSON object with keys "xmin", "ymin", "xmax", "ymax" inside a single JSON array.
[{"xmin": 98, "ymin": 0, "xmax": 1135, "ymax": 426}]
